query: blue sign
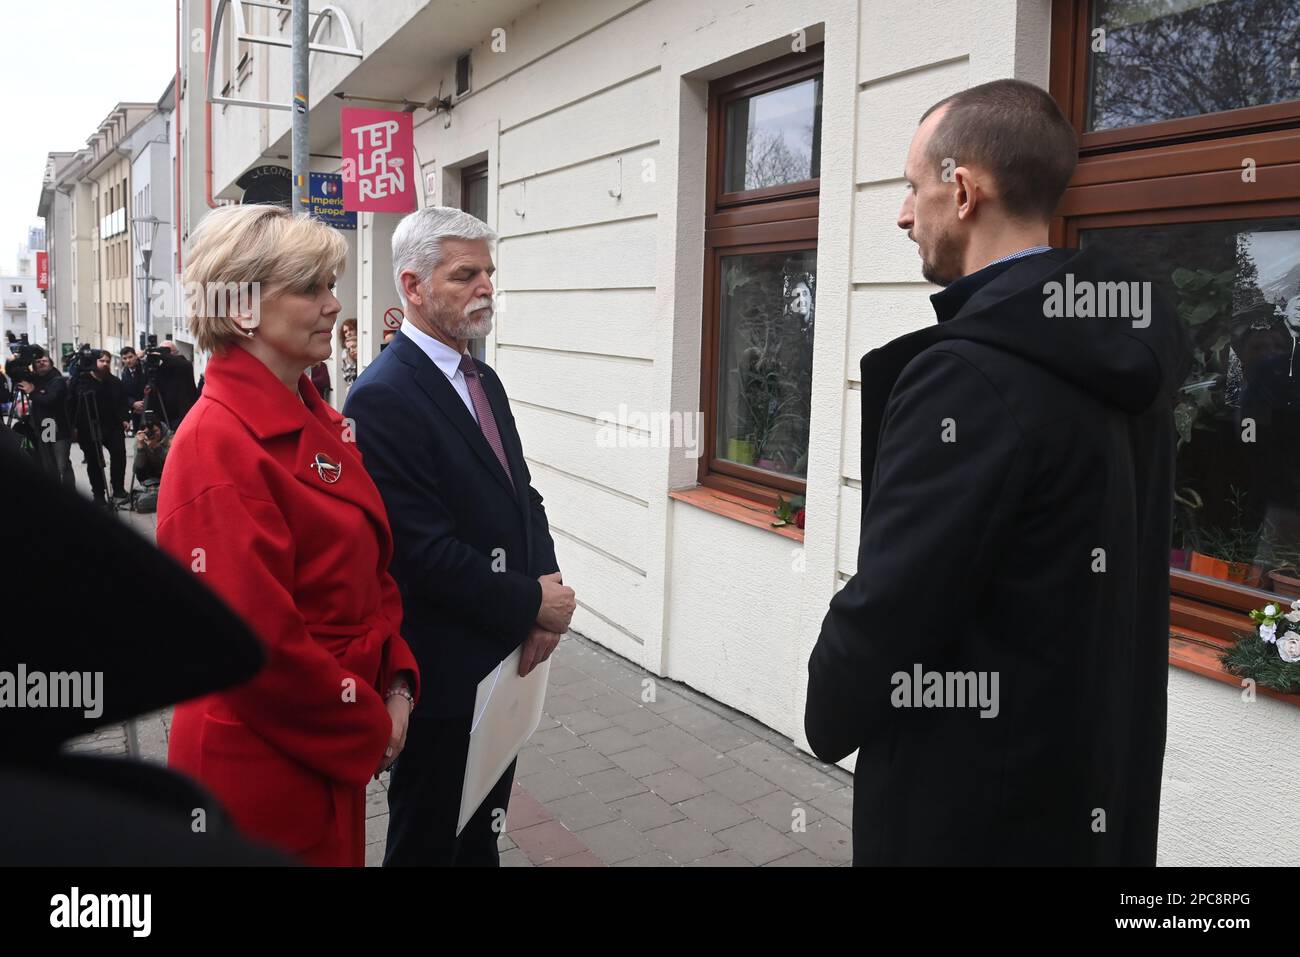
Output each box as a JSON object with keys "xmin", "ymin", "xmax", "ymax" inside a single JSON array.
[{"xmin": 309, "ymin": 172, "xmax": 356, "ymax": 230}]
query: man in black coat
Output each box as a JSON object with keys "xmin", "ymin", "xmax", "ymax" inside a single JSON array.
[
  {"xmin": 120, "ymin": 346, "xmax": 148, "ymax": 431},
  {"xmin": 151, "ymin": 341, "xmax": 199, "ymax": 429},
  {"xmin": 71, "ymin": 349, "xmax": 130, "ymax": 506},
  {"xmin": 18, "ymin": 351, "xmax": 75, "ymax": 489},
  {"xmin": 805, "ymin": 79, "xmax": 1191, "ymax": 866},
  {"xmin": 345, "ymin": 207, "xmax": 576, "ymax": 866}
]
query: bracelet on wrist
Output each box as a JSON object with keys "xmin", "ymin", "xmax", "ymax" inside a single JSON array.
[{"xmin": 385, "ymin": 686, "xmax": 414, "ymax": 708}]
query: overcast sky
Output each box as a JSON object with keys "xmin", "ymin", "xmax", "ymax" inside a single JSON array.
[{"xmin": 1, "ymin": 1, "xmax": 174, "ymax": 274}]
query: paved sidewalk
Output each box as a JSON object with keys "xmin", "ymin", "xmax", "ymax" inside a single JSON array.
[{"xmin": 369, "ymin": 634, "xmax": 854, "ymax": 867}]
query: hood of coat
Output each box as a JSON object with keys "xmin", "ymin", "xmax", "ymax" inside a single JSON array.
[{"xmin": 934, "ymin": 245, "xmax": 1193, "ymax": 416}]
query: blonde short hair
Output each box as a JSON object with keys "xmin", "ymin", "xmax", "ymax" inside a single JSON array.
[{"xmin": 183, "ymin": 203, "xmax": 347, "ymax": 354}]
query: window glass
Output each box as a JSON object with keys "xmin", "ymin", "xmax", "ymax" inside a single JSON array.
[
  {"xmin": 724, "ymin": 77, "xmax": 822, "ymax": 192},
  {"xmin": 1086, "ymin": 0, "xmax": 1300, "ymax": 132},
  {"xmin": 715, "ymin": 249, "xmax": 816, "ymax": 479},
  {"xmin": 1083, "ymin": 218, "xmax": 1300, "ymax": 596}
]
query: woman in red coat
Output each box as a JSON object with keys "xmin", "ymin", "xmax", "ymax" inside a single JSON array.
[{"xmin": 157, "ymin": 204, "xmax": 419, "ymax": 866}]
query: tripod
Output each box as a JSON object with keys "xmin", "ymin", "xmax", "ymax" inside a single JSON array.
[{"xmin": 71, "ymin": 371, "xmax": 124, "ymax": 513}]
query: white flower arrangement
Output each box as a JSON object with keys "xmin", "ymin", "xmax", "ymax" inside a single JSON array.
[{"xmin": 1247, "ymin": 603, "xmax": 1300, "ymax": 663}]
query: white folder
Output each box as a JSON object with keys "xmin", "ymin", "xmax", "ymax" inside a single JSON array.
[{"xmin": 456, "ymin": 646, "xmax": 551, "ymax": 835}]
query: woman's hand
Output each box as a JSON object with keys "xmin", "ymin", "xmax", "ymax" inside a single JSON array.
[{"xmin": 375, "ymin": 690, "xmax": 411, "ymax": 778}]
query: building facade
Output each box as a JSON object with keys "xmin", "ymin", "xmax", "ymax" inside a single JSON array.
[{"xmin": 185, "ymin": 0, "xmax": 1300, "ymax": 865}]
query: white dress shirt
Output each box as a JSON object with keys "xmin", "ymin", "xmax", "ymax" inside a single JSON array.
[{"xmin": 400, "ymin": 319, "xmax": 477, "ymax": 423}]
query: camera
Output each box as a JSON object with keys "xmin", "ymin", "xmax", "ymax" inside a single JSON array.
[
  {"xmin": 4, "ymin": 337, "xmax": 43, "ymax": 386},
  {"xmin": 140, "ymin": 334, "xmax": 166, "ymax": 373}
]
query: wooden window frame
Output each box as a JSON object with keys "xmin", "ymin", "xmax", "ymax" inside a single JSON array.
[
  {"xmin": 1050, "ymin": 0, "xmax": 1300, "ymax": 645},
  {"xmin": 700, "ymin": 46, "xmax": 824, "ymax": 508}
]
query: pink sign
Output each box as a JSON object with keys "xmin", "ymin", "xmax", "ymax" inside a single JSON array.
[{"xmin": 341, "ymin": 107, "xmax": 416, "ymax": 213}]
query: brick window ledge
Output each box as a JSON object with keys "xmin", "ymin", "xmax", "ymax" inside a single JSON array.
[
  {"xmin": 1169, "ymin": 626, "xmax": 1300, "ymax": 708},
  {"xmin": 670, "ymin": 485, "xmax": 804, "ymax": 543}
]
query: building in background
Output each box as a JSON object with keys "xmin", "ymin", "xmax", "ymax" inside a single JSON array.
[
  {"xmin": 38, "ymin": 97, "xmax": 175, "ymax": 360},
  {"xmin": 0, "ymin": 272, "xmax": 45, "ymax": 347},
  {"xmin": 37, "ymin": 152, "xmax": 82, "ymax": 358},
  {"xmin": 176, "ymin": 0, "xmax": 1299, "ymax": 865},
  {"xmin": 131, "ymin": 81, "xmax": 177, "ymax": 348}
]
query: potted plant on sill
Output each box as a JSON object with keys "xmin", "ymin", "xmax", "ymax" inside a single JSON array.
[
  {"xmin": 1189, "ymin": 487, "xmax": 1267, "ymax": 587},
  {"xmin": 1170, "ymin": 485, "xmax": 1202, "ymax": 570}
]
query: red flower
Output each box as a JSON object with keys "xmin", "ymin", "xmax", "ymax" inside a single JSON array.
[{"xmin": 794, "ymin": 508, "xmax": 805, "ymax": 529}]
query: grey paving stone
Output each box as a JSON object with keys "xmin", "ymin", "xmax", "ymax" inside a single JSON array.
[
  {"xmin": 498, "ymin": 832, "xmax": 517, "ymax": 851},
  {"xmin": 640, "ymin": 768, "xmax": 710, "ymax": 805},
  {"xmin": 791, "ymin": 818, "xmax": 854, "ymax": 864},
  {"xmin": 663, "ymin": 702, "xmax": 730, "ymax": 734},
  {"xmin": 365, "ymin": 841, "xmax": 385, "ymax": 867},
  {"xmin": 557, "ymin": 709, "xmax": 614, "ymax": 736},
  {"xmin": 561, "ymin": 679, "xmax": 608, "ymax": 702},
  {"xmin": 608, "ymin": 745, "xmax": 676, "ymax": 779},
  {"xmin": 703, "ymin": 765, "xmax": 780, "ymax": 805},
  {"xmin": 638, "ymin": 726, "xmax": 738, "ymax": 779},
  {"xmin": 731, "ymin": 714, "xmax": 790, "ymax": 744},
  {"xmin": 643, "ymin": 819, "xmax": 724, "ymax": 863},
  {"xmin": 577, "ymin": 768, "xmax": 648, "ymax": 803},
  {"xmin": 728, "ymin": 740, "xmax": 842, "ymax": 802},
  {"xmin": 612, "ymin": 850, "xmax": 678, "ymax": 867},
  {"xmin": 500, "ymin": 848, "xmax": 532, "ymax": 867},
  {"xmin": 640, "ymin": 686, "xmax": 691, "ymax": 714},
  {"xmin": 609, "ymin": 706, "xmax": 669, "ymax": 734},
  {"xmin": 810, "ymin": 787, "xmax": 854, "ymax": 827},
  {"xmin": 515, "ymin": 745, "xmax": 554, "ymax": 776},
  {"xmin": 365, "ymin": 813, "xmax": 389, "ymax": 846},
  {"xmin": 546, "ymin": 791, "xmax": 619, "ymax": 831},
  {"xmin": 529, "ymin": 726, "xmax": 586, "ymax": 755},
  {"xmin": 547, "ymin": 664, "xmax": 587, "ymax": 687},
  {"xmin": 535, "ymin": 714, "xmax": 560, "ymax": 731},
  {"xmin": 365, "ymin": 788, "xmax": 389, "ymax": 819},
  {"xmin": 549, "ymin": 746, "xmax": 615, "ymax": 778},
  {"xmin": 542, "ymin": 693, "xmax": 586, "ymax": 716},
  {"xmin": 580, "ymin": 726, "xmax": 644, "ymax": 756},
  {"xmin": 676, "ymin": 792, "xmax": 753, "ymax": 833},
  {"xmin": 608, "ymin": 791, "xmax": 685, "ymax": 831},
  {"xmin": 589, "ymin": 693, "xmax": 640, "ymax": 717},
  {"xmin": 766, "ymin": 849, "xmax": 832, "ymax": 867},
  {"xmin": 714, "ymin": 818, "xmax": 802, "ymax": 866},
  {"xmin": 576, "ymin": 820, "xmax": 652, "ymax": 865},
  {"xmin": 518, "ymin": 766, "xmax": 585, "ymax": 802},
  {"xmin": 744, "ymin": 790, "xmax": 824, "ymax": 832},
  {"xmin": 688, "ymin": 718, "xmax": 760, "ymax": 754},
  {"xmin": 684, "ymin": 850, "xmax": 755, "ymax": 867}
]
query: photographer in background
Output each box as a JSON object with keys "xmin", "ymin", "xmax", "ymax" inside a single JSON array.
[
  {"xmin": 150, "ymin": 340, "xmax": 199, "ymax": 430},
  {"xmin": 120, "ymin": 346, "xmax": 147, "ymax": 433},
  {"xmin": 16, "ymin": 350, "xmax": 75, "ymax": 489},
  {"xmin": 132, "ymin": 412, "xmax": 171, "ymax": 513},
  {"xmin": 71, "ymin": 349, "xmax": 130, "ymax": 508}
]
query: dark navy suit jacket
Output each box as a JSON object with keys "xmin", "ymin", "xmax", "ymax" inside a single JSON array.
[{"xmin": 344, "ymin": 330, "xmax": 559, "ymax": 718}]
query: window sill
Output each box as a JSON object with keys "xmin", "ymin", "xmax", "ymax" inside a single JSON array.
[
  {"xmin": 670, "ymin": 485, "xmax": 804, "ymax": 543},
  {"xmin": 1169, "ymin": 625, "xmax": 1300, "ymax": 709}
]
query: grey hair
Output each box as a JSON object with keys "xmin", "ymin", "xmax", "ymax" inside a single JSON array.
[{"xmin": 391, "ymin": 205, "xmax": 497, "ymax": 302}]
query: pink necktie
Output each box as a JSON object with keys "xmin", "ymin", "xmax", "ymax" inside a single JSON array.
[{"xmin": 459, "ymin": 353, "xmax": 514, "ymax": 486}]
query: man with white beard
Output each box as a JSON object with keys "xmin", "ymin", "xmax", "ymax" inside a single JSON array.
[{"xmin": 345, "ymin": 207, "xmax": 575, "ymax": 866}]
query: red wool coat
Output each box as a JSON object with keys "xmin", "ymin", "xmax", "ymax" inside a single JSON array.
[{"xmin": 156, "ymin": 344, "xmax": 420, "ymax": 866}]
